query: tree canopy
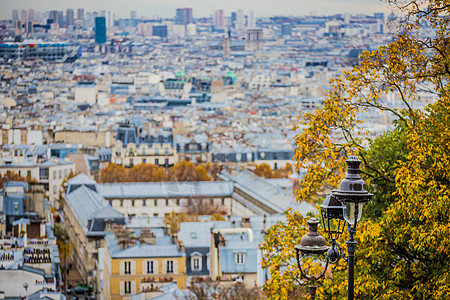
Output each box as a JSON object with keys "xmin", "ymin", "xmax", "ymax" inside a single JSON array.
[
  {"xmin": 262, "ymin": 0, "xmax": 450, "ymax": 299},
  {"xmin": 99, "ymin": 160, "xmax": 212, "ymax": 183}
]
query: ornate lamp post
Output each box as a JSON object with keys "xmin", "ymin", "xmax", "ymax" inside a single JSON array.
[
  {"xmin": 320, "ymin": 156, "xmax": 373, "ymax": 300},
  {"xmin": 295, "ymin": 218, "xmax": 330, "ymax": 300}
]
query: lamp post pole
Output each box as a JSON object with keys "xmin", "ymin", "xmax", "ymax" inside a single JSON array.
[
  {"xmin": 320, "ymin": 156, "xmax": 373, "ymax": 300},
  {"xmin": 347, "ymin": 226, "xmax": 357, "ymax": 300}
]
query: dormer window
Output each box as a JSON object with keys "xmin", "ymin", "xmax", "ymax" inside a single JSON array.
[
  {"xmin": 190, "ymin": 252, "xmax": 203, "ymax": 271},
  {"xmin": 235, "ymin": 252, "xmax": 246, "ymax": 265}
]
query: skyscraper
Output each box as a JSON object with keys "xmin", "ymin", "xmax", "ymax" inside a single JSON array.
[
  {"xmin": 214, "ymin": 9, "xmax": 225, "ymax": 27},
  {"xmin": 28, "ymin": 9, "xmax": 35, "ymax": 22},
  {"xmin": 249, "ymin": 11, "xmax": 255, "ymax": 28},
  {"xmin": 231, "ymin": 12, "xmax": 237, "ymax": 28},
  {"xmin": 66, "ymin": 9, "xmax": 74, "ymax": 27},
  {"xmin": 175, "ymin": 8, "xmax": 193, "ymax": 25},
  {"xmin": 12, "ymin": 9, "xmax": 19, "ymax": 22},
  {"xmin": 236, "ymin": 9, "xmax": 244, "ymax": 31},
  {"xmin": 57, "ymin": 11, "xmax": 64, "ymax": 26},
  {"xmin": 49, "ymin": 10, "xmax": 58, "ymax": 24},
  {"xmin": 95, "ymin": 17, "xmax": 107, "ymax": 43},
  {"xmin": 77, "ymin": 8, "xmax": 84, "ymax": 21},
  {"xmin": 20, "ymin": 10, "xmax": 27, "ymax": 23}
]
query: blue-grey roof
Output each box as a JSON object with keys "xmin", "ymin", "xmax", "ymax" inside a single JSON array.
[
  {"xmin": 179, "ymin": 221, "xmax": 236, "ymax": 248},
  {"xmin": 220, "ymin": 170, "xmax": 292, "ymax": 212},
  {"xmin": 98, "ymin": 181, "xmax": 234, "ymax": 199},
  {"xmin": 40, "ymin": 159, "xmax": 73, "ymax": 167},
  {"xmin": 67, "ymin": 173, "xmax": 97, "ymax": 185},
  {"xmin": 64, "ymin": 184, "xmax": 109, "ymax": 229},
  {"xmin": 105, "ymin": 232, "xmax": 185, "ymax": 259}
]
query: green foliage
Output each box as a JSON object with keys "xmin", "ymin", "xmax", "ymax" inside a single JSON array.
[
  {"xmin": 361, "ymin": 126, "xmax": 408, "ymax": 220},
  {"xmin": 262, "ymin": 1, "xmax": 450, "ymax": 299}
]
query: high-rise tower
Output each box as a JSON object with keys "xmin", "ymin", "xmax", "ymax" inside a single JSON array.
[
  {"xmin": 95, "ymin": 17, "xmax": 107, "ymax": 43},
  {"xmin": 175, "ymin": 8, "xmax": 193, "ymax": 25}
]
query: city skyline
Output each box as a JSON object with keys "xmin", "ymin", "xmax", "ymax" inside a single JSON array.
[{"xmin": 1, "ymin": 0, "xmax": 389, "ymax": 20}]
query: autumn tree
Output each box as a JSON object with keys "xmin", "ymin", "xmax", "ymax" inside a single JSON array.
[
  {"xmin": 99, "ymin": 163, "xmax": 128, "ymax": 182},
  {"xmin": 205, "ymin": 163, "xmax": 224, "ymax": 180},
  {"xmin": 195, "ymin": 164, "xmax": 211, "ymax": 181},
  {"xmin": 163, "ymin": 210, "xmax": 188, "ymax": 236},
  {"xmin": 57, "ymin": 170, "xmax": 77, "ymax": 211},
  {"xmin": 168, "ymin": 160, "xmax": 211, "ymax": 181},
  {"xmin": 0, "ymin": 171, "xmax": 37, "ymax": 189},
  {"xmin": 54, "ymin": 225, "xmax": 74, "ymax": 292},
  {"xmin": 127, "ymin": 163, "xmax": 167, "ymax": 182},
  {"xmin": 262, "ymin": 0, "xmax": 450, "ymax": 299},
  {"xmin": 273, "ymin": 163, "xmax": 292, "ymax": 178},
  {"xmin": 254, "ymin": 163, "xmax": 293, "ymax": 179},
  {"xmin": 254, "ymin": 163, "xmax": 274, "ymax": 178}
]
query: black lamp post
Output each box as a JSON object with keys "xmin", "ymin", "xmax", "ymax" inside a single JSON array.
[
  {"xmin": 320, "ymin": 156, "xmax": 373, "ymax": 300},
  {"xmin": 295, "ymin": 218, "xmax": 330, "ymax": 300}
]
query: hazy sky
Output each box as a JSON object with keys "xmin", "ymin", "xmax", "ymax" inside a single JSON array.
[{"xmin": 0, "ymin": 0, "xmax": 389, "ymax": 20}]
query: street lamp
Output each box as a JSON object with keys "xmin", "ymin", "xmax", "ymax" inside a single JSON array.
[
  {"xmin": 295, "ymin": 218, "xmax": 329, "ymax": 300},
  {"xmin": 320, "ymin": 155, "xmax": 373, "ymax": 300}
]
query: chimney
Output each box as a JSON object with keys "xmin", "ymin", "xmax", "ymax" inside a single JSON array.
[
  {"xmin": 40, "ymin": 221, "xmax": 46, "ymax": 237},
  {"xmin": 242, "ymin": 217, "xmax": 251, "ymax": 228}
]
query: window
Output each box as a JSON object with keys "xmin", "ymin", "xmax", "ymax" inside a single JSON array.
[
  {"xmin": 147, "ymin": 261, "xmax": 154, "ymax": 274},
  {"xmin": 166, "ymin": 199, "xmax": 169, "ymax": 206},
  {"xmin": 191, "ymin": 232, "xmax": 197, "ymax": 239},
  {"xmin": 153, "ymin": 213, "xmax": 159, "ymax": 217},
  {"xmin": 124, "ymin": 281, "xmax": 131, "ymax": 294},
  {"xmin": 95, "ymin": 239, "xmax": 101, "ymax": 248},
  {"xmin": 193, "ymin": 257, "xmax": 200, "ymax": 270},
  {"xmin": 176, "ymin": 199, "xmax": 180, "ymax": 206},
  {"xmin": 155, "ymin": 158, "xmax": 159, "ymax": 165},
  {"xmin": 59, "ymin": 169, "xmax": 62, "ymax": 179},
  {"xmin": 155, "ymin": 148, "xmax": 159, "ymax": 155},
  {"xmin": 27, "ymin": 170, "xmax": 31, "ymax": 177},
  {"xmin": 39, "ymin": 168, "xmax": 49, "ymax": 180},
  {"xmin": 65, "ymin": 169, "xmax": 68, "ymax": 177},
  {"xmin": 143, "ymin": 158, "xmax": 146, "ymax": 164},
  {"xmin": 164, "ymin": 147, "xmax": 169, "ymax": 155},
  {"xmin": 124, "ymin": 261, "xmax": 131, "ymax": 274},
  {"xmin": 166, "ymin": 260, "xmax": 174, "ymax": 273},
  {"xmin": 192, "ymin": 256, "xmax": 201, "ymax": 271},
  {"xmin": 222, "ymin": 198, "xmax": 225, "ymax": 205},
  {"xmin": 235, "ymin": 253, "xmax": 246, "ymax": 265},
  {"xmin": 53, "ymin": 170, "xmax": 56, "ymax": 179}
]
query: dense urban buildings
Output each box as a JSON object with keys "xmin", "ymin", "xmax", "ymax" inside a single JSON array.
[{"xmin": 0, "ymin": 5, "xmax": 407, "ymax": 299}]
